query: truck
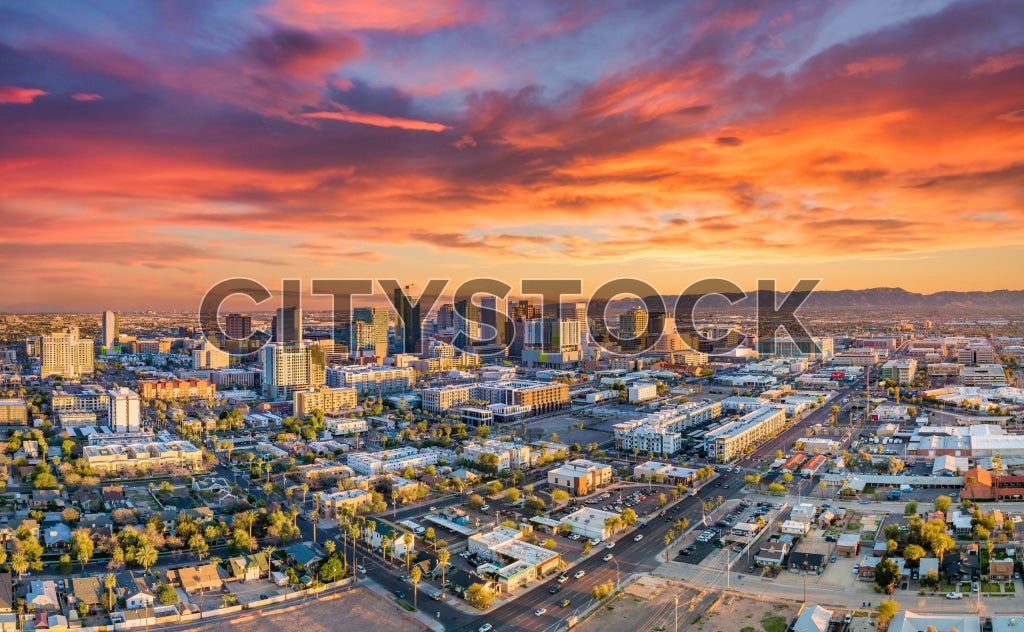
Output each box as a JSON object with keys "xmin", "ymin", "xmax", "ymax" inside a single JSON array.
[
  {"xmin": 887, "ymin": 489, "xmax": 902, "ymax": 500},
  {"xmin": 399, "ymin": 520, "xmax": 426, "ymax": 536}
]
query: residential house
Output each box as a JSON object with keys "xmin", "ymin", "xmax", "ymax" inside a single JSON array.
[
  {"xmin": 26, "ymin": 580, "xmax": 60, "ymax": 611},
  {"xmin": 754, "ymin": 541, "xmax": 789, "ymax": 568},
  {"xmin": 0, "ymin": 573, "xmax": 12, "ymax": 613},
  {"xmin": 101, "ymin": 485, "xmax": 125, "ymax": 504},
  {"xmin": 780, "ymin": 520, "xmax": 809, "ymax": 536},
  {"xmin": 229, "ymin": 552, "xmax": 270, "ymax": 581},
  {"xmin": 123, "ymin": 577, "xmax": 155, "ymax": 611},
  {"xmin": 887, "ymin": 611, "xmax": 980, "ymax": 632},
  {"xmin": 990, "ymin": 559, "xmax": 1013, "ymax": 581},
  {"xmin": 788, "ymin": 552, "xmax": 824, "ymax": 573},
  {"xmin": 170, "ymin": 564, "xmax": 223, "ymax": 594},
  {"xmin": 836, "ymin": 533, "xmax": 860, "ymax": 557},
  {"xmin": 792, "ymin": 604, "xmax": 833, "ymax": 632},
  {"xmin": 951, "ymin": 512, "xmax": 974, "ymax": 536},
  {"xmin": 43, "ymin": 523, "xmax": 72, "ymax": 550},
  {"xmin": 284, "ymin": 543, "xmax": 322, "ymax": 570},
  {"xmin": 69, "ymin": 576, "xmax": 103, "ymax": 613},
  {"xmin": 942, "ymin": 551, "xmax": 980, "ymax": 582},
  {"xmin": 918, "ymin": 557, "xmax": 940, "ymax": 581}
]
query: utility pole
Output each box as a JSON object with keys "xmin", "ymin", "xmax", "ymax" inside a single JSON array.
[{"xmin": 675, "ymin": 595, "xmax": 679, "ymax": 632}]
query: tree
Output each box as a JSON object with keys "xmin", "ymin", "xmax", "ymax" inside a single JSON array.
[
  {"xmin": 621, "ymin": 508, "xmax": 637, "ymax": 526},
  {"xmin": 873, "ymin": 558, "xmax": 900, "ymax": 595},
  {"xmin": 10, "ymin": 553, "xmax": 28, "ymax": 580},
  {"xmin": 310, "ymin": 510, "xmax": 320, "ymax": 544},
  {"xmin": 404, "ymin": 532, "xmax": 414, "ymax": 570},
  {"xmin": 71, "ymin": 528, "xmax": 94, "ymax": 571},
  {"xmin": 876, "ymin": 600, "xmax": 899, "ymax": 626},
  {"xmin": 887, "ymin": 539, "xmax": 898, "ymax": 556},
  {"xmin": 438, "ymin": 549, "xmax": 451, "ymax": 597},
  {"xmin": 903, "ymin": 544, "xmax": 926, "ymax": 564},
  {"xmin": 552, "ymin": 489, "xmax": 569, "ymax": 504},
  {"xmin": 320, "ymin": 556, "xmax": 345, "ymax": 582},
  {"xmin": 934, "ymin": 495, "xmax": 952, "ymax": 515},
  {"xmin": 664, "ymin": 530, "xmax": 675, "ymax": 560},
  {"xmin": 103, "ymin": 573, "xmax": 117, "ymax": 612},
  {"xmin": 931, "ymin": 534, "xmax": 955, "ymax": 565},
  {"xmin": 136, "ymin": 544, "xmax": 159, "ymax": 574},
  {"xmin": 904, "ymin": 500, "xmax": 918, "ymax": 516},
  {"xmin": 582, "ymin": 540, "xmax": 593, "ymax": 554},
  {"xmin": 466, "ymin": 582, "xmax": 494, "ymax": 609},
  {"xmin": 410, "ymin": 566, "xmax": 422, "ymax": 610},
  {"xmin": 466, "ymin": 494, "xmax": 485, "ymax": 511},
  {"xmin": 325, "ymin": 540, "xmax": 336, "ymax": 555},
  {"xmin": 62, "ymin": 507, "xmax": 81, "ymax": 525},
  {"xmin": 658, "ymin": 493, "xmax": 667, "ymax": 506},
  {"xmin": 221, "ymin": 593, "xmax": 238, "ymax": 609},
  {"xmin": 503, "ymin": 488, "xmax": 520, "ymax": 503},
  {"xmin": 157, "ymin": 582, "xmax": 179, "ymax": 605}
]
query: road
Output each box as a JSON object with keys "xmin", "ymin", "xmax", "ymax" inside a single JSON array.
[{"xmin": 450, "ymin": 469, "xmax": 749, "ymax": 632}]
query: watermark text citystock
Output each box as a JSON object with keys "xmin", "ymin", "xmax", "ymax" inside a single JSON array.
[{"xmin": 199, "ymin": 277, "xmax": 821, "ymax": 358}]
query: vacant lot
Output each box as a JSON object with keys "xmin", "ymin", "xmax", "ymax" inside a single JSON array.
[
  {"xmin": 189, "ymin": 587, "xmax": 428, "ymax": 632},
  {"xmin": 691, "ymin": 593, "xmax": 798, "ymax": 632}
]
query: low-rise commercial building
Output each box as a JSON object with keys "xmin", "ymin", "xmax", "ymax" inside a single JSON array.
[
  {"xmin": 138, "ymin": 378, "xmax": 216, "ymax": 401},
  {"xmin": 462, "ymin": 440, "xmax": 531, "ymax": 471},
  {"xmin": 83, "ymin": 440, "xmax": 203, "ymax": 473},
  {"xmin": 560, "ymin": 507, "xmax": 619, "ymax": 541},
  {"xmin": 705, "ymin": 405, "xmax": 787, "ymax": 463},
  {"xmin": 293, "ymin": 385, "xmax": 358, "ymax": 417},
  {"xmin": 547, "ymin": 459, "xmax": 612, "ymax": 496},
  {"xmin": 326, "ymin": 365, "xmax": 414, "ymax": 394}
]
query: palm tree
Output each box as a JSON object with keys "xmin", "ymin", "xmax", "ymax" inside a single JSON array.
[
  {"xmin": 301, "ymin": 483, "xmax": 309, "ymax": 508},
  {"xmin": 325, "ymin": 540, "xmax": 335, "ymax": 555},
  {"xmin": 349, "ymin": 524, "xmax": 360, "ymax": 578},
  {"xmin": 437, "ymin": 549, "xmax": 450, "ymax": 598},
  {"xmin": 664, "ymin": 530, "xmax": 674, "ymax": 560},
  {"xmin": 310, "ymin": 510, "xmax": 320, "ymax": 544},
  {"xmin": 389, "ymin": 529, "xmax": 399, "ymax": 565},
  {"xmin": 391, "ymin": 490, "xmax": 399, "ymax": 520},
  {"xmin": 103, "ymin": 573, "xmax": 117, "ymax": 612},
  {"xmin": 137, "ymin": 544, "xmax": 159, "ymax": 575},
  {"xmin": 403, "ymin": 533, "xmax": 414, "ymax": 570},
  {"xmin": 410, "ymin": 566, "xmax": 422, "ymax": 610},
  {"xmin": 221, "ymin": 593, "xmax": 238, "ymax": 609},
  {"xmin": 381, "ymin": 536, "xmax": 391, "ymax": 565}
]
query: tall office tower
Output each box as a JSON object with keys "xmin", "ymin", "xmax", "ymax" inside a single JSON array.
[
  {"xmin": 271, "ymin": 306, "xmax": 302, "ymax": 344},
  {"xmin": 560, "ymin": 302, "xmax": 588, "ymax": 346},
  {"xmin": 260, "ymin": 341, "xmax": 326, "ymax": 401},
  {"xmin": 40, "ymin": 326, "xmax": 95, "ymax": 379},
  {"xmin": 523, "ymin": 319, "xmax": 581, "ymax": 352},
  {"xmin": 508, "ymin": 299, "xmax": 540, "ymax": 322},
  {"xmin": 437, "ymin": 303, "xmax": 455, "ymax": 331},
  {"xmin": 618, "ymin": 307, "xmax": 649, "ymax": 352},
  {"xmin": 454, "ymin": 299, "xmax": 481, "ymax": 346},
  {"xmin": 646, "ymin": 311, "xmax": 668, "ymax": 349},
  {"xmin": 225, "ymin": 313, "xmax": 252, "ymax": 339},
  {"xmin": 479, "ymin": 296, "xmax": 504, "ymax": 345},
  {"xmin": 394, "ymin": 286, "xmax": 421, "ymax": 355},
  {"xmin": 101, "ymin": 310, "xmax": 119, "ymax": 348},
  {"xmin": 107, "ymin": 387, "xmax": 141, "ymax": 432},
  {"xmin": 352, "ymin": 307, "xmax": 389, "ymax": 357}
]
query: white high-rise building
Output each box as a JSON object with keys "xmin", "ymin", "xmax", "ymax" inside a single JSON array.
[
  {"xmin": 192, "ymin": 341, "xmax": 230, "ymax": 369},
  {"xmin": 261, "ymin": 342, "xmax": 326, "ymax": 401},
  {"xmin": 102, "ymin": 311, "xmax": 119, "ymax": 348},
  {"xmin": 40, "ymin": 327, "xmax": 95, "ymax": 379},
  {"xmin": 107, "ymin": 387, "xmax": 141, "ymax": 432}
]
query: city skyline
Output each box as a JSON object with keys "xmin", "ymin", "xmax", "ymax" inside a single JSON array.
[{"xmin": 1, "ymin": 0, "xmax": 1023, "ymax": 311}]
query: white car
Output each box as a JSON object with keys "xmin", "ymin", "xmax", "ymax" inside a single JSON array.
[
  {"xmin": 946, "ymin": 592, "xmax": 963, "ymax": 599},
  {"xmin": 479, "ymin": 624, "xmax": 493, "ymax": 632},
  {"xmin": 574, "ymin": 570, "xmax": 586, "ymax": 579},
  {"xmin": 590, "ymin": 538, "xmax": 600, "ymax": 545},
  {"xmin": 606, "ymin": 542, "xmax": 615, "ymax": 549},
  {"xmin": 634, "ymin": 534, "xmax": 644, "ymax": 542},
  {"xmin": 603, "ymin": 553, "xmax": 614, "ymax": 561},
  {"xmin": 534, "ymin": 608, "xmax": 547, "ymax": 617},
  {"xmin": 357, "ymin": 565, "xmax": 366, "ymax": 574}
]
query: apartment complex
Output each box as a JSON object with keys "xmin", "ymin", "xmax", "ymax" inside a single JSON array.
[
  {"xmin": 756, "ymin": 337, "xmax": 834, "ymax": 361},
  {"xmin": 346, "ymin": 447, "xmax": 455, "ymax": 475},
  {"xmin": 138, "ymin": 378, "xmax": 216, "ymax": 401},
  {"xmin": 40, "ymin": 327, "xmax": 94, "ymax": 379},
  {"xmin": 107, "ymin": 387, "xmax": 142, "ymax": 432},
  {"xmin": 192, "ymin": 342, "xmax": 230, "ymax": 370},
  {"xmin": 321, "ymin": 489, "xmax": 372, "ymax": 517},
  {"xmin": 260, "ymin": 342, "xmax": 326, "ymax": 401},
  {"xmin": 831, "ymin": 348, "xmax": 882, "ymax": 366},
  {"xmin": 880, "ymin": 359, "xmax": 918, "ymax": 385},
  {"xmin": 462, "ymin": 440, "xmax": 532, "ymax": 471},
  {"xmin": 547, "ymin": 459, "xmax": 613, "ymax": 496},
  {"xmin": 0, "ymin": 399, "xmax": 28, "ymax": 425},
  {"xmin": 83, "ymin": 439, "xmax": 203, "ymax": 472},
  {"xmin": 705, "ymin": 405, "xmax": 787, "ymax": 463},
  {"xmin": 470, "ymin": 380, "xmax": 569, "ymax": 416},
  {"xmin": 420, "ymin": 384, "xmax": 472, "ymax": 414},
  {"xmin": 326, "ymin": 365, "xmax": 414, "ymax": 395},
  {"xmin": 293, "ymin": 385, "xmax": 358, "ymax": 417},
  {"xmin": 612, "ymin": 401, "xmax": 723, "ymax": 455}
]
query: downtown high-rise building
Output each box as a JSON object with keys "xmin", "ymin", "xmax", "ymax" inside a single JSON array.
[
  {"xmin": 394, "ymin": 287, "xmax": 421, "ymax": 355},
  {"xmin": 41, "ymin": 326, "xmax": 95, "ymax": 379},
  {"xmin": 271, "ymin": 306, "xmax": 302, "ymax": 344},
  {"xmin": 352, "ymin": 307, "xmax": 389, "ymax": 357},
  {"xmin": 107, "ymin": 387, "xmax": 141, "ymax": 432},
  {"xmin": 619, "ymin": 307, "xmax": 649, "ymax": 352},
  {"xmin": 225, "ymin": 313, "xmax": 252, "ymax": 339},
  {"xmin": 260, "ymin": 341, "xmax": 326, "ymax": 401},
  {"xmin": 436, "ymin": 303, "xmax": 455, "ymax": 331},
  {"xmin": 101, "ymin": 310, "xmax": 119, "ymax": 348},
  {"xmin": 454, "ymin": 298, "xmax": 481, "ymax": 346}
]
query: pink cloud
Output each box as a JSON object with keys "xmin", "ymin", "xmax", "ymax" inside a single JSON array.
[
  {"xmin": 0, "ymin": 86, "xmax": 47, "ymax": 104},
  {"xmin": 842, "ymin": 56, "xmax": 905, "ymax": 77},
  {"xmin": 71, "ymin": 93, "xmax": 103, "ymax": 101},
  {"xmin": 971, "ymin": 51, "xmax": 1024, "ymax": 76},
  {"xmin": 302, "ymin": 109, "xmax": 450, "ymax": 131}
]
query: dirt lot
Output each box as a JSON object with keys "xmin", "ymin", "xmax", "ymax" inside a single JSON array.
[
  {"xmin": 187, "ymin": 587, "xmax": 429, "ymax": 632},
  {"xmin": 691, "ymin": 593, "xmax": 799, "ymax": 632}
]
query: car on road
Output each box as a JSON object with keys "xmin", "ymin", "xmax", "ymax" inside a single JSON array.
[
  {"xmin": 590, "ymin": 537, "xmax": 601, "ymax": 545},
  {"xmin": 634, "ymin": 534, "xmax": 644, "ymax": 542},
  {"xmin": 479, "ymin": 624, "xmax": 493, "ymax": 632},
  {"xmin": 606, "ymin": 542, "xmax": 615, "ymax": 549},
  {"xmin": 946, "ymin": 592, "xmax": 963, "ymax": 599},
  {"xmin": 357, "ymin": 565, "xmax": 366, "ymax": 574},
  {"xmin": 829, "ymin": 556, "xmax": 837, "ymax": 564},
  {"xmin": 574, "ymin": 570, "xmax": 586, "ymax": 579},
  {"xmin": 429, "ymin": 506, "xmax": 437, "ymax": 512},
  {"xmin": 844, "ymin": 614, "xmax": 852, "ymax": 624},
  {"xmin": 603, "ymin": 553, "xmax": 614, "ymax": 561},
  {"xmin": 549, "ymin": 585, "xmax": 561, "ymax": 594},
  {"xmin": 558, "ymin": 575, "xmax": 569, "ymax": 584},
  {"xmin": 534, "ymin": 608, "xmax": 547, "ymax": 616},
  {"xmin": 560, "ymin": 599, "xmax": 572, "ymax": 608},
  {"xmin": 480, "ymin": 504, "xmax": 490, "ymax": 512},
  {"xmin": 859, "ymin": 500, "xmax": 870, "ymax": 505},
  {"xmin": 394, "ymin": 589, "xmax": 406, "ymax": 599}
]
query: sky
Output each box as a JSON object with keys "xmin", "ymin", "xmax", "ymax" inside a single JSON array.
[{"xmin": 1, "ymin": 0, "xmax": 1023, "ymax": 311}]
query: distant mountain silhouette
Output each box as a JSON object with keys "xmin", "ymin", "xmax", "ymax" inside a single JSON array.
[{"xmin": 602, "ymin": 287, "xmax": 1024, "ymax": 313}]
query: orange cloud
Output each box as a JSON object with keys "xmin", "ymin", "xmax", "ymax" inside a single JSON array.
[
  {"xmin": 0, "ymin": 86, "xmax": 47, "ymax": 104},
  {"xmin": 71, "ymin": 93, "xmax": 103, "ymax": 101},
  {"xmin": 971, "ymin": 51, "xmax": 1024, "ymax": 75},
  {"xmin": 302, "ymin": 109, "xmax": 450, "ymax": 131},
  {"xmin": 842, "ymin": 56, "xmax": 905, "ymax": 77}
]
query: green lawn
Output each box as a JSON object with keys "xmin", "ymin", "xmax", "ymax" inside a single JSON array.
[
  {"xmin": 982, "ymin": 582, "xmax": 1001, "ymax": 593},
  {"xmin": 1006, "ymin": 582, "xmax": 1016, "ymax": 592},
  {"xmin": 760, "ymin": 613, "xmax": 788, "ymax": 632},
  {"xmin": 960, "ymin": 582, "xmax": 972, "ymax": 593}
]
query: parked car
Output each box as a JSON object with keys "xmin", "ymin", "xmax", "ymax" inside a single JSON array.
[{"xmin": 947, "ymin": 592, "xmax": 963, "ymax": 599}]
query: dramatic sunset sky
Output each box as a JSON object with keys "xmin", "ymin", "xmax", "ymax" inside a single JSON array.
[{"xmin": 1, "ymin": 0, "xmax": 1022, "ymax": 311}]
